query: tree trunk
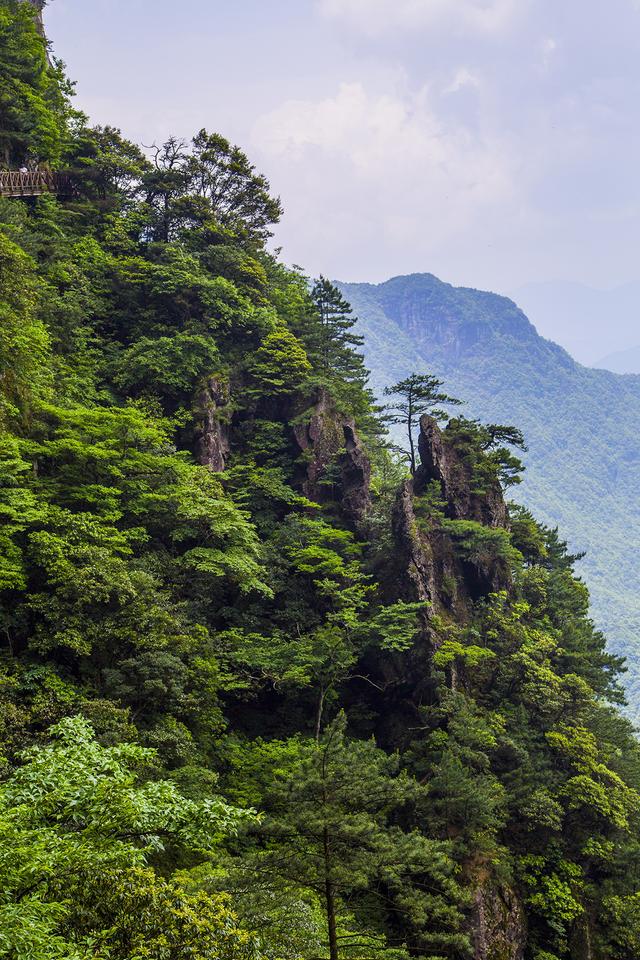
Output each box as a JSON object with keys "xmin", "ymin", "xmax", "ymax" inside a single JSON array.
[
  {"xmin": 408, "ymin": 426, "xmax": 416, "ymax": 475},
  {"xmin": 323, "ymin": 827, "xmax": 339, "ymax": 960},
  {"xmin": 315, "ymin": 685, "xmax": 326, "ymax": 743},
  {"xmin": 407, "ymin": 392, "xmax": 416, "ymax": 475}
]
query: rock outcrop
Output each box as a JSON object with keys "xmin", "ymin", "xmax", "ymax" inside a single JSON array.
[
  {"xmin": 391, "ymin": 414, "xmax": 511, "ymax": 617},
  {"xmin": 416, "ymin": 415, "xmax": 508, "ymax": 528},
  {"xmin": 391, "ymin": 478, "xmax": 437, "ymax": 605},
  {"xmin": 470, "ymin": 882, "xmax": 527, "ymax": 960},
  {"xmin": 193, "ymin": 376, "xmax": 231, "ymax": 472},
  {"xmin": 293, "ymin": 388, "xmax": 370, "ymax": 527}
]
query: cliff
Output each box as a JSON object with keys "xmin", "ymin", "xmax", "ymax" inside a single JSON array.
[
  {"xmin": 25, "ymin": 0, "xmax": 46, "ymax": 36},
  {"xmin": 339, "ymin": 271, "xmax": 640, "ymax": 719}
]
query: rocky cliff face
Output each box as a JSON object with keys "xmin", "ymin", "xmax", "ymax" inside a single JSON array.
[
  {"xmin": 193, "ymin": 376, "xmax": 231, "ymax": 472},
  {"xmin": 293, "ymin": 388, "xmax": 371, "ymax": 528},
  {"xmin": 391, "ymin": 415, "xmax": 510, "ymax": 620},
  {"xmin": 416, "ymin": 415, "xmax": 508, "ymax": 528},
  {"xmin": 25, "ymin": 0, "xmax": 46, "ymax": 37},
  {"xmin": 388, "ymin": 418, "xmax": 527, "ymax": 959},
  {"xmin": 470, "ymin": 882, "xmax": 527, "ymax": 960}
]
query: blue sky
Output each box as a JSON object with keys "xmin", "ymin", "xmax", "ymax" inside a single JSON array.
[{"xmin": 45, "ymin": 0, "xmax": 640, "ymax": 299}]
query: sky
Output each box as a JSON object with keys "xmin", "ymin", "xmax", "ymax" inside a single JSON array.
[{"xmin": 44, "ymin": 0, "xmax": 640, "ymax": 303}]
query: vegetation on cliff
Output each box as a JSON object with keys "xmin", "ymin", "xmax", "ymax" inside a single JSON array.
[
  {"xmin": 339, "ymin": 273, "xmax": 640, "ymax": 720},
  {"xmin": 3, "ymin": 4, "xmax": 640, "ymax": 959}
]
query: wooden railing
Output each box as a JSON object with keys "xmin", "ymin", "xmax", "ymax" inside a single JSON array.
[{"xmin": 0, "ymin": 170, "xmax": 73, "ymax": 198}]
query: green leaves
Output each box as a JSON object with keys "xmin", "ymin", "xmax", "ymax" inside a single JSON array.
[
  {"xmin": 0, "ymin": 715, "xmax": 256, "ymax": 960},
  {"xmin": 225, "ymin": 714, "xmax": 466, "ymax": 959},
  {"xmin": 0, "ymin": 1, "xmax": 73, "ymax": 166},
  {"xmin": 0, "ymin": 232, "xmax": 51, "ymax": 425},
  {"xmin": 247, "ymin": 326, "xmax": 311, "ymax": 396},
  {"xmin": 113, "ymin": 333, "xmax": 220, "ymax": 402},
  {"xmin": 441, "ymin": 518, "xmax": 522, "ymax": 566}
]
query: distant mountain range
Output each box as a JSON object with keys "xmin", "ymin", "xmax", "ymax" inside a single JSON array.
[
  {"xmin": 595, "ymin": 344, "xmax": 640, "ymax": 375},
  {"xmin": 339, "ymin": 273, "xmax": 640, "ymax": 717},
  {"xmin": 513, "ymin": 279, "xmax": 640, "ymax": 371}
]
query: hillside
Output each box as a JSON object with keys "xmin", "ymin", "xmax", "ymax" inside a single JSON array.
[
  {"xmin": 339, "ymin": 273, "xmax": 640, "ymax": 714},
  {"xmin": 6, "ymin": 3, "xmax": 640, "ymax": 959}
]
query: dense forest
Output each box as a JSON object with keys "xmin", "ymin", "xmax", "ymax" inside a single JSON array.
[{"xmin": 3, "ymin": 3, "xmax": 640, "ymax": 958}]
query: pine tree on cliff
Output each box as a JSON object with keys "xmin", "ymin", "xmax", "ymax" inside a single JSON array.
[
  {"xmin": 311, "ymin": 276, "xmax": 369, "ymax": 388},
  {"xmin": 383, "ymin": 373, "xmax": 461, "ymax": 474}
]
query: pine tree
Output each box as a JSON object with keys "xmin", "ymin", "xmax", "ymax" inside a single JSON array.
[
  {"xmin": 230, "ymin": 713, "xmax": 466, "ymax": 960},
  {"xmin": 383, "ymin": 373, "xmax": 461, "ymax": 474},
  {"xmin": 310, "ymin": 277, "xmax": 369, "ymax": 388}
]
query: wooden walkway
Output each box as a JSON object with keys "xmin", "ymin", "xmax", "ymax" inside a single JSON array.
[{"xmin": 0, "ymin": 171, "xmax": 73, "ymax": 198}]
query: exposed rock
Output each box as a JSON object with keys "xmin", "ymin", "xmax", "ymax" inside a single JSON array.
[
  {"xmin": 414, "ymin": 415, "xmax": 511, "ymax": 598},
  {"xmin": 388, "ymin": 413, "xmax": 512, "ymax": 621},
  {"xmin": 193, "ymin": 376, "xmax": 231, "ymax": 472},
  {"xmin": 293, "ymin": 388, "xmax": 370, "ymax": 527},
  {"xmin": 25, "ymin": 0, "xmax": 46, "ymax": 38},
  {"xmin": 470, "ymin": 882, "xmax": 527, "ymax": 960},
  {"xmin": 416, "ymin": 414, "xmax": 508, "ymax": 529},
  {"xmin": 391, "ymin": 478, "xmax": 436, "ymax": 605},
  {"xmin": 340, "ymin": 420, "xmax": 372, "ymax": 526}
]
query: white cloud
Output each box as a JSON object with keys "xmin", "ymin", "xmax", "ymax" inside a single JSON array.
[
  {"xmin": 317, "ymin": 0, "xmax": 520, "ymax": 35},
  {"xmin": 253, "ymin": 81, "xmax": 516, "ymax": 279},
  {"xmin": 540, "ymin": 36, "xmax": 558, "ymax": 70},
  {"xmin": 443, "ymin": 67, "xmax": 481, "ymax": 94}
]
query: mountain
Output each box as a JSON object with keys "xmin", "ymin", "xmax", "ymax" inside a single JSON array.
[
  {"xmin": 339, "ymin": 273, "xmax": 640, "ymax": 714},
  {"xmin": 513, "ymin": 279, "xmax": 640, "ymax": 369},
  {"xmin": 596, "ymin": 343, "xmax": 640, "ymax": 374},
  {"xmin": 7, "ymin": 2, "xmax": 640, "ymax": 957}
]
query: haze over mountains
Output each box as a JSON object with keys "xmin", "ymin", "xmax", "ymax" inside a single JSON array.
[
  {"xmin": 340, "ymin": 273, "xmax": 640, "ymax": 715},
  {"xmin": 514, "ymin": 280, "xmax": 640, "ymax": 372}
]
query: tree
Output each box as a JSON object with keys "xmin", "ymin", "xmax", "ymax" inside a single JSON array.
[
  {"xmin": 188, "ymin": 129, "xmax": 283, "ymax": 240},
  {"xmin": 228, "ymin": 714, "xmax": 466, "ymax": 960},
  {"xmin": 383, "ymin": 374, "xmax": 461, "ymax": 474},
  {"xmin": 0, "ymin": 715, "xmax": 256, "ymax": 959},
  {"xmin": 142, "ymin": 130, "xmax": 283, "ymax": 244},
  {"xmin": 310, "ymin": 277, "xmax": 368, "ymax": 386},
  {"xmin": 444, "ymin": 417, "xmax": 527, "ymax": 489},
  {"xmin": 247, "ymin": 326, "xmax": 311, "ymax": 396}
]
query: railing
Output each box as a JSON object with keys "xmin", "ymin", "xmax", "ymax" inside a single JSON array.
[{"xmin": 0, "ymin": 170, "xmax": 73, "ymax": 198}]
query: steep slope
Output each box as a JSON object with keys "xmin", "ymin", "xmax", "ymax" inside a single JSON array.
[{"xmin": 339, "ymin": 273, "xmax": 640, "ymax": 715}]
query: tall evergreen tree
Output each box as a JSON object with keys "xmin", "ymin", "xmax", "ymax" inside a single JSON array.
[{"xmin": 310, "ymin": 277, "xmax": 369, "ymax": 388}]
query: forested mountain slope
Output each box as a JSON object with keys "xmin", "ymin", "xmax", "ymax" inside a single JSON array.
[
  {"xmin": 339, "ymin": 274, "xmax": 640, "ymax": 716},
  {"xmin": 4, "ymin": 3, "xmax": 640, "ymax": 959}
]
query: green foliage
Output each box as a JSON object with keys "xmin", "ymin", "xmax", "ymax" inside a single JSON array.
[
  {"xmin": 442, "ymin": 518, "xmax": 522, "ymax": 566},
  {"xmin": 444, "ymin": 415, "xmax": 526, "ymax": 490},
  {"xmin": 0, "ymin": 715, "xmax": 256, "ymax": 959},
  {"xmin": 224, "ymin": 713, "xmax": 467, "ymax": 960},
  {"xmin": 0, "ymin": 232, "xmax": 51, "ymax": 424},
  {"xmin": 143, "ymin": 129, "xmax": 283, "ymax": 244},
  {"xmin": 0, "ymin": 0, "xmax": 74, "ymax": 166},
  {"xmin": 248, "ymin": 326, "xmax": 311, "ymax": 395},
  {"xmin": 3, "ymin": 10, "xmax": 640, "ymax": 959}
]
